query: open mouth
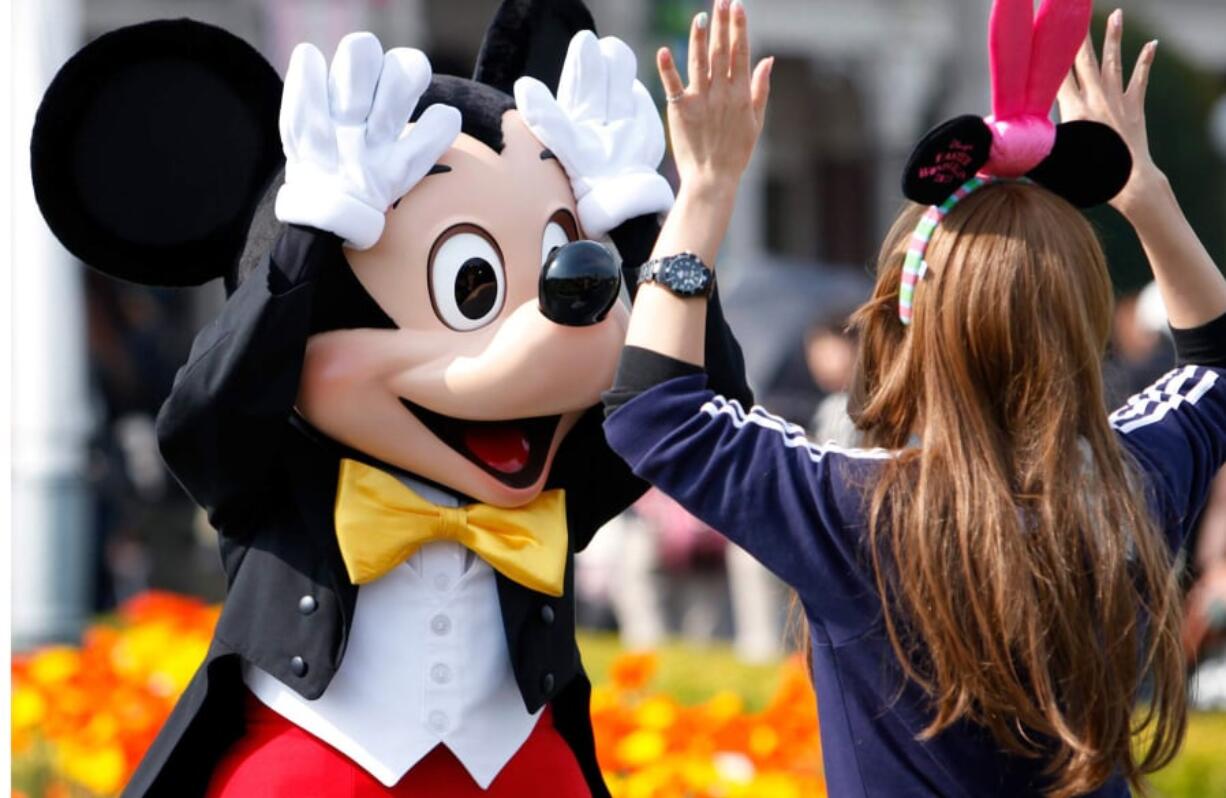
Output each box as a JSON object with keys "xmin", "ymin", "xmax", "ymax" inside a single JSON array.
[{"xmin": 399, "ymin": 398, "xmax": 561, "ymax": 489}]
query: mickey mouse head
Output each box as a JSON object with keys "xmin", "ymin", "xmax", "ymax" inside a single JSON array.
[{"xmin": 30, "ymin": 4, "xmax": 678, "ymax": 508}]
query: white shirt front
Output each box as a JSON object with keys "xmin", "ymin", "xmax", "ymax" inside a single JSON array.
[{"xmin": 243, "ymin": 477, "xmax": 541, "ymax": 789}]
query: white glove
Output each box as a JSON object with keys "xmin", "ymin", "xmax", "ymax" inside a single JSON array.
[
  {"xmin": 275, "ymin": 32, "xmax": 461, "ymax": 250},
  {"xmin": 514, "ymin": 31, "xmax": 674, "ymax": 239}
]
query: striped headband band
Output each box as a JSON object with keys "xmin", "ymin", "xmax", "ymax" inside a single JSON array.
[{"xmin": 898, "ymin": 176, "xmax": 1001, "ymax": 326}]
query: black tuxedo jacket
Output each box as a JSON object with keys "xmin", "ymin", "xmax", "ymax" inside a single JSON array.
[{"xmin": 122, "ymin": 223, "xmax": 751, "ymax": 797}]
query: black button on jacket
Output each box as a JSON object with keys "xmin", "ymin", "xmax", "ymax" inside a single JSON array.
[{"xmin": 121, "ymin": 223, "xmax": 752, "ymax": 798}]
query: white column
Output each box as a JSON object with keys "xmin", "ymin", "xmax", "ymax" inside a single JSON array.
[{"xmin": 11, "ymin": 0, "xmax": 93, "ymax": 649}]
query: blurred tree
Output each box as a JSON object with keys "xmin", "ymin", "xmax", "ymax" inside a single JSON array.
[{"xmin": 1085, "ymin": 13, "xmax": 1226, "ymax": 294}]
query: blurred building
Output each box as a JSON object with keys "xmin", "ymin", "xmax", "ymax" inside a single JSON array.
[
  {"xmin": 17, "ymin": 0, "xmax": 1226, "ymax": 643},
  {"xmin": 77, "ymin": 0, "xmax": 1226, "ymax": 274}
]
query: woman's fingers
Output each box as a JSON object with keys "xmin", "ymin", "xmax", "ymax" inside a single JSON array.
[
  {"xmin": 688, "ymin": 11, "xmax": 710, "ymax": 92},
  {"xmin": 708, "ymin": 0, "xmax": 731, "ymax": 80},
  {"xmin": 750, "ymin": 57, "xmax": 774, "ymax": 126},
  {"xmin": 729, "ymin": 0, "xmax": 750, "ymax": 85},
  {"xmin": 1101, "ymin": 9, "xmax": 1124, "ymax": 96},
  {"xmin": 657, "ymin": 47, "xmax": 686, "ymax": 101},
  {"xmin": 1126, "ymin": 40, "xmax": 1158, "ymax": 106},
  {"xmin": 1073, "ymin": 33, "xmax": 1103, "ymax": 100}
]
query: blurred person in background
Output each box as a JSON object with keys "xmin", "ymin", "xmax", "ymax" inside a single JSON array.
[
  {"xmin": 758, "ymin": 323, "xmax": 834, "ymax": 427},
  {"xmin": 602, "ymin": 489, "xmax": 730, "ymax": 651},
  {"xmin": 1103, "ymin": 281, "xmax": 1174, "ymax": 406},
  {"xmin": 84, "ymin": 274, "xmax": 198, "ymax": 608},
  {"xmin": 805, "ymin": 306, "xmax": 861, "ymax": 447},
  {"xmin": 1185, "ymin": 466, "xmax": 1226, "ymax": 709}
]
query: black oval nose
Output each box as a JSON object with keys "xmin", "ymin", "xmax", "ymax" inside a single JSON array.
[{"xmin": 538, "ymin": 240, "xmax": 622, "ymax": 327}]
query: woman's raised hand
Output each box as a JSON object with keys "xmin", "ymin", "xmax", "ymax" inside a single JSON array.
[
  {"xmin": 1057, "ymin": 8, "xmax": 1160, "ymax": 218},
  {"xmin": 656, "ymin": 0, "xmax": 773, "ymax": 194},
  {"xmin": 1058, "ymin": 9, "xmax": 1226, "ymax": 329},
  {"xmin": 623, "ymin": 1, "xmax": 773, "ymax": 368}
]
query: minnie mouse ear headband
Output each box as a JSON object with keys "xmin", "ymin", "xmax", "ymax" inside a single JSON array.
[{"xmin": 897, "ymin": 0, "xmax": 1132, "ymax": 325}]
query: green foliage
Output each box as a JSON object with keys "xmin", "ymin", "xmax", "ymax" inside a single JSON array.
[
  {"xmin": 1147, "ymin": 712, "xmax": 1226, "ymax": 798},
  {"xmin": 578, "ymin": 631, "xmax": 782, "ymax": 710}
]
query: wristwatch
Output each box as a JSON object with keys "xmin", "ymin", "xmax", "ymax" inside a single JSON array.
[{"xmin": 636, "ymin": 252, "xmax": 715, "ymax": 298}]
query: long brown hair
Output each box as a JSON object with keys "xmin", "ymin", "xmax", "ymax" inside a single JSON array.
[{"xmin": 847, "ymin": 183, "xmax": 1186, "ymax": 797}]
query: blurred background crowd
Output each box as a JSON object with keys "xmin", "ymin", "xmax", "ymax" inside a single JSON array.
[{"xmin": 10, "ymin": 0, "xmax": 1226, "ymax": 739}]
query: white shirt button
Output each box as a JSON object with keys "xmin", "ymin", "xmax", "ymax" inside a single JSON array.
[
  {"xmin": 430, "ymin": 614, "xmax": 451, "ymax": 635},
  {"xmin": 430, "ymin": 663, "xmax": 452, "ymax": 684},
  {"xmin": 427, "ymin": 710, "xmax": 448, "ymax": 733},
  {"xmin": 433, "ymin": 572, "xmax": 451, "ymax": 591}
]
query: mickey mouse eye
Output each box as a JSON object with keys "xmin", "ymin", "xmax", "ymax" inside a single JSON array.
[
  {"xmin": 428, "ymin": 225, "xmax": 506, "ymax": 331},
  {"xmin": 541, "ymin": 209, "xmax": 579, "ymax": 265}
]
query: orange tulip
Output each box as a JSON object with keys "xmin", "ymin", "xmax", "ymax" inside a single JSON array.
[{"xmin": 609, "ymin": 651, "xmax": 658, "ymax": 692}]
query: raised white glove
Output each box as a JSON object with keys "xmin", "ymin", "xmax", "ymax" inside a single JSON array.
[
  {"xmin": 275, "ymin": 32, "xmax": 461, "ymax": 250},
  {"xmin": 514, "ymin": 31, "xmax": 674, "ymax": 239}
]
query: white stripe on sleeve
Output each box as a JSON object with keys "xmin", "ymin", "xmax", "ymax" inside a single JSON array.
[
  {"xmin": 699, "ymin": 395, "xmax": 894, "ymax": 463},
  {"xmin": 1110, "ymin": 366, "xmax": 1219, "ymax": 435}
]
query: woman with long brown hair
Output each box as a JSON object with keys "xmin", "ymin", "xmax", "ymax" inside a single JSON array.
[{"xmin": 604, "ymin": 2, "xmax": 1226, "ymax": 796}]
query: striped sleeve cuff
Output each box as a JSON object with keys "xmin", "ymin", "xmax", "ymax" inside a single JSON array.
[
  {"xmin": 603, "ymin": 346, "xmax": 704, "ymax": 417},
  {"xmin": 1109, "ymin": 365, "xmax": 1221, "ymax": 435}
]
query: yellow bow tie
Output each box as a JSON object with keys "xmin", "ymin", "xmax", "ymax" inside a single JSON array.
[{"xmin": 333, "ymin": 459, "xmax": 568, "ymax": 596}]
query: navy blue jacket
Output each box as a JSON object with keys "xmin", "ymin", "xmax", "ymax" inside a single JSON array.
[{"xmin": 603, "ymin": 316, "xmax": 1226, "ymax": 798}]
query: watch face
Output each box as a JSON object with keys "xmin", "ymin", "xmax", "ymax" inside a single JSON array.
[{"xmin": 661, "ymin": 256, "xmax": 712, "ymax": 297}]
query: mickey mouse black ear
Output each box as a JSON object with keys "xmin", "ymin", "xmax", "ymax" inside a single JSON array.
[
  {"xmin": 472, "ymin": 0, "xmax": 597, "ymax": 95},
  {"xmin": 1025, "ymin": 120, "xmax": 1132, "ymax": 209},
  {"xmin": 902, "ymin": 115, "xmax": 994, "ymax": 206},
  {"xmin": 31, "ymin": 19, "xmax": 284, "ymax": 287}
]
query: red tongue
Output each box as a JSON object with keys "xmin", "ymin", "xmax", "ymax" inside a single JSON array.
[{"xmin": 463, "ymin": 426, "xmax": 530, "ymax": 474}]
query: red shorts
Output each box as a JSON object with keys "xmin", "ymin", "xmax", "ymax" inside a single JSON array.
[{"xmin": 205, "ymin": 693, "xmax": 592, "ymax": 797}]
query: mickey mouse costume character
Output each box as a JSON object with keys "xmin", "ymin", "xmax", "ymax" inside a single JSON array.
[{"xmin": 29, "ymin": 2, "xmax": 752, "ymax": 796}]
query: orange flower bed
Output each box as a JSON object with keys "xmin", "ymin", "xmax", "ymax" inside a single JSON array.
[
  {"xmin": 12, "ymin": 593, "xmax": 219, "ymax": 796},
  {"xmin": 596, "ymin": 652, "xmax": 825, "ymax": 798},
  {"xmin": 12, "ymin": 593, "xmax": 825, "ymax": 797}
]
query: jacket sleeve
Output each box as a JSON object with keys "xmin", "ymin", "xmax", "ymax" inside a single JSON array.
[
  {"xmin": 603, "ymin": 367, "xmax": 888, "ymax": 634},
  {"xmin": 1111, "ymin": 364, "xmax": 1226, "ymax": 552},
  {"xmin": 555, "ymin": 220, "xmax": 754, "ymax": 549},
  {"xmin": 155, "ymin": 226, "xmax": 342, "ymax": 530}
]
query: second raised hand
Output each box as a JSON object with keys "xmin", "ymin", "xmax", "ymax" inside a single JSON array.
[
  {"xmin": 1056, "ymin": 8, "xmax": 1159, "ymax": 217},
  {"xmin": 1056, "ymin": 8, "xmax": 1226, "ymax": 330}
]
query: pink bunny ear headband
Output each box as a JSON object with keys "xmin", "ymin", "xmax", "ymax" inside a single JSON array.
[{"xmin": 897, "ymin": 0, "xmax": 1132, "ymax": 325}]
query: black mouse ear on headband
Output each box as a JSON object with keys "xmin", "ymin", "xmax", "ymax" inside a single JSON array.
[
  {"xmin": 30, "ymin": 19, "xmax": 284, "ymax": 287},
  {"xmin": 1025, "ymin": 120, "xmax": 1133, "ymax": 208},
  {"xmin": 902, "ymin": 115, "xmax": 994, "ymax": 205}
]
